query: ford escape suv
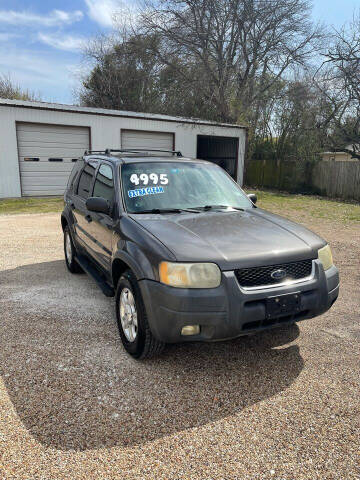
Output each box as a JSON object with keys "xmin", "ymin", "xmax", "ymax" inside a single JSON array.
[{"xmin": 61, "ymin": 149, "xmax": 339, "ymax": 359}]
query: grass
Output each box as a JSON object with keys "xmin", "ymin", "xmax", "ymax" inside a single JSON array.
[
  {"xmin": 246, "ymin": 189, "xmax": 360, "ymax": 223},
  {"xmin": 0, "ymin": 190, "xmax": 359, "ymax": 223},
  {"xmin": 0, "ymin": 196, "xmax": 64, "ymax": 215}
]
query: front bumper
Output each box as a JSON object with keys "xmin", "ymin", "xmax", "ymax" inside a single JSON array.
[{"xmin": 139, "ymin": 260, "xmax": 339, "ymax": 343}]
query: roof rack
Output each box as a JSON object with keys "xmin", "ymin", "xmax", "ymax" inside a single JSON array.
[
  {"xmin": 84, "ymin": 148, "xmax": 183, "ymax": 157},
  {"xmin": 83, "ymin": 150, "xmax": 109, "ymax": 155}
]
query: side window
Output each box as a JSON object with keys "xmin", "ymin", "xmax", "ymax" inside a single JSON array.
[
  {"xmin": 77, "ymin": 161, "xmax": 97, "ymax": 199},
  {"xmin": 67, "ymin": 162, "xmax": 81, "ymax": 192},
  {"xmin": 93, "ymin": 163, "xmax": 114, "ymax": 204}
]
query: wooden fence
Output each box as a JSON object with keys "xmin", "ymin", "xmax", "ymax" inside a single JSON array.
[{"xmin": 245, "ymin": 159, "xmax": 360, "ymax": 201}]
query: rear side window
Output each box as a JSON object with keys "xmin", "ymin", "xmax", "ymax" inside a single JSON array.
[
  {"xmin": 93, "ymin": 163, "xmax": 114, "ymax": 204},
  {"xmin": 67, "ymin": 161, "xmax": 82, "ymax": 191},
  {"xmin": 77, "ymin": 161, "xmax": 97, "ymax": 199}
]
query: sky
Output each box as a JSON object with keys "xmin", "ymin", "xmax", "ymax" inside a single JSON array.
[{"xmin": 0, "ymin": 0, "xmax": 358, "ymax": 105}]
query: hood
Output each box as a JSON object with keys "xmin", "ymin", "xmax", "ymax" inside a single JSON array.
[{"xmin": 130, "ymin": 208, "xmax": 326, "ymax": 270}]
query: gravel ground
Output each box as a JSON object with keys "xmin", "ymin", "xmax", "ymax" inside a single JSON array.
[{"xmin": 0, "ymin": 211, "xmax": 359, "ymax": 479}]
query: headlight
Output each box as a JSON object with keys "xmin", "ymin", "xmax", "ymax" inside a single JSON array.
[
  {"xmin": 159, "ymin": 262, "xmax": 221, "ymax": 288},
  {"xmin": 318, "ymin": 244, "xmax": 333, "ymax": 271}
]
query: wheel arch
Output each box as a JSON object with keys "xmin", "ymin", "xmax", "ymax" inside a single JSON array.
[
  {"xmin": 61, "ymin": 215, "xmax": 68, "ymax": 231},
  {"xmin": 112, "ymin": 253, "xmax": 144, "ymax": 288},
  {"xmin": 112, "ymin": 258, "xmax": 131, "ymax": 289}
]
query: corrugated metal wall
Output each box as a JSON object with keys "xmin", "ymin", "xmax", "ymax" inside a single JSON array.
[{"xmin": 0, "ymin": 102, "xmax": 246, "ymax": 198}]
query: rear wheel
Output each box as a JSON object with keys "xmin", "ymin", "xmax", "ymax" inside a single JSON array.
[
  {"xmin": 116, "ymin": 269, "xmax": 165, "ymax": 359},
  {"xmin": 64, "ymin": 225, "xmax": 83, "ymax": 274}
]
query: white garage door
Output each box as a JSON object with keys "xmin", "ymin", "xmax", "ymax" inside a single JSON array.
[
  {"xmin": 17, "ymin": 123, "xmax": 90, "ymax": 196},
  {"xmin": 121, "ymin": 129, "xmax": 174, "ymax": 154}
]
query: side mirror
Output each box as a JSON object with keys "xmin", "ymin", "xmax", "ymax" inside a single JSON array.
[
  {"xmin": 247, "ymin": 193, "xmax": 257, "ymax": 204},
  {"xmin": 86, "ymin": 196, "xmax": 110, "ymax": 214}
]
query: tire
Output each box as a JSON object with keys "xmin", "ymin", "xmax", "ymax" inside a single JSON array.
[
  {"xmin": 64, "ymin": 225, "xmax": 83, "ymax": 274},
  {"xmin": 116, "ymin": 269, "xmax": 165, "ymax": 359}
]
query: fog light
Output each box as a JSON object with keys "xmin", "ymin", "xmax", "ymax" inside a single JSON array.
[{"xmin": 181, "ymin": 325, "xmax": 200, "ymax": 336}]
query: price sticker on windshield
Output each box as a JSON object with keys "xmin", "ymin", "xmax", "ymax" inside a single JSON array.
[{"xmin": 130, "ymin": 173, "xmax": 169, "ymax": 186}]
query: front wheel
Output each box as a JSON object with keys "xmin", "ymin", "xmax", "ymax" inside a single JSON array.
[{"xmin": 116, "ymin": 270, "xmax": 165, "ymax": 359}]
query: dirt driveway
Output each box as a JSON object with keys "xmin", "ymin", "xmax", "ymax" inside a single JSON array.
[{"xmin": 0, "ymin": 208, "xmax": 359, "ymax": 479}]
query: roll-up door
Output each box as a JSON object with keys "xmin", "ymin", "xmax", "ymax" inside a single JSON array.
[
  {"xmin": 121, "ymin": 129, "xmax": 174, "ymax": 154},
  {"xmin": 17, "ymin": 123, "xmax": 90, "ymax": 196}
]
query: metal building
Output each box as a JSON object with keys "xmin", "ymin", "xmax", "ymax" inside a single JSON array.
[{"xmin": 0, "ymin": 99, "xmax": 247, "ymax": 198}]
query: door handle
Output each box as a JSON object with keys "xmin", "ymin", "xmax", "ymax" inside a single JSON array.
[{"xmin": 85, "ymin": 214, "xmax": 92, "ymax": 223}]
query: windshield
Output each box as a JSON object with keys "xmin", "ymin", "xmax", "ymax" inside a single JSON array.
[{"xmin": 121, "ymin": 161, "xmax": 253, "ymax": 213}]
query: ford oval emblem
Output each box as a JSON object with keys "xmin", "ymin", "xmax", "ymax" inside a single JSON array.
[{"xmin": 270, "ymin": 269, "xmax": 287, "ymax": 280}]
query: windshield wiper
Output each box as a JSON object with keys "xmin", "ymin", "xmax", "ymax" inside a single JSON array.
[
  {"xmin": 191, "ymin": 205, "xmax": 245, "ymax": 211},
  {"xmin": 131, "ymin": 205, "xmax": 244, "ymax": 214},
  {"xmin": 132, "ymin": 208, "xmax": 200, "ymax": 214}
]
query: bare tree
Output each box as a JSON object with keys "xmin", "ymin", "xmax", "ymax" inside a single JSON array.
[
  {"xmin": 252, "ymin": 71, "xmax": 329, "ymax": 162},
  {"xmin": 79, "ymin": 31, "xmax": 220, "ymax": 118},
  {"xmin": 80, "ymin": 33, "xmax": 164, "ymax": 112},
  {"xmin": 316, "ymin": 14, "xmax": 360, "ymax": 159},
  {"xmin": 82, "ymin": 0, "xmax": 359, "ymax": 168},
  {"xmin": 0, "ymin": 73, "xmax": 41, "ymax": 101},
  {"xmin": 139, "ymin": 0, "xmax": 324, "ymax": 125}
]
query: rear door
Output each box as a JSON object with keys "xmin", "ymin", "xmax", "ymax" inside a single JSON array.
[
  {"xmin": 72, "ymin": 159, "xmax": 98, "ymax": 258},
  {"xmin": 87, "ymin": 162, "xmax": 116, "ymax": 271}
]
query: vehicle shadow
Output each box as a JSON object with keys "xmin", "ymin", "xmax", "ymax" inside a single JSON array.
[{"xmin": 0, "ymin": 260, "xmax": 304, "ymax": 452}]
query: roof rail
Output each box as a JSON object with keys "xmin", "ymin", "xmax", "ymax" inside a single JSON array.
[{"xmin": 84, "ymin": 148, "xmax": 183, "ymax": 157}]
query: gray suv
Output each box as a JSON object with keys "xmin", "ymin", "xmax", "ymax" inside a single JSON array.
[{"xmin": 61, "ymin": 149, "xmax": 339, "ymax": 359}]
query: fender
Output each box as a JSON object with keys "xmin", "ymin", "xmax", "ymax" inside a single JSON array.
[
  {"xmin": 112, "ymin": 249, "xmax": 151, "ymax": 282},
  {"xmin": 112, "ymin": 216, "xmax": 176, "ymax": 282}
]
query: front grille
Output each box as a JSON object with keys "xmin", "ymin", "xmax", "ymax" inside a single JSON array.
[{"xmin": 235, "ymin": 259, "xmax": 313, "ymax": 288}]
